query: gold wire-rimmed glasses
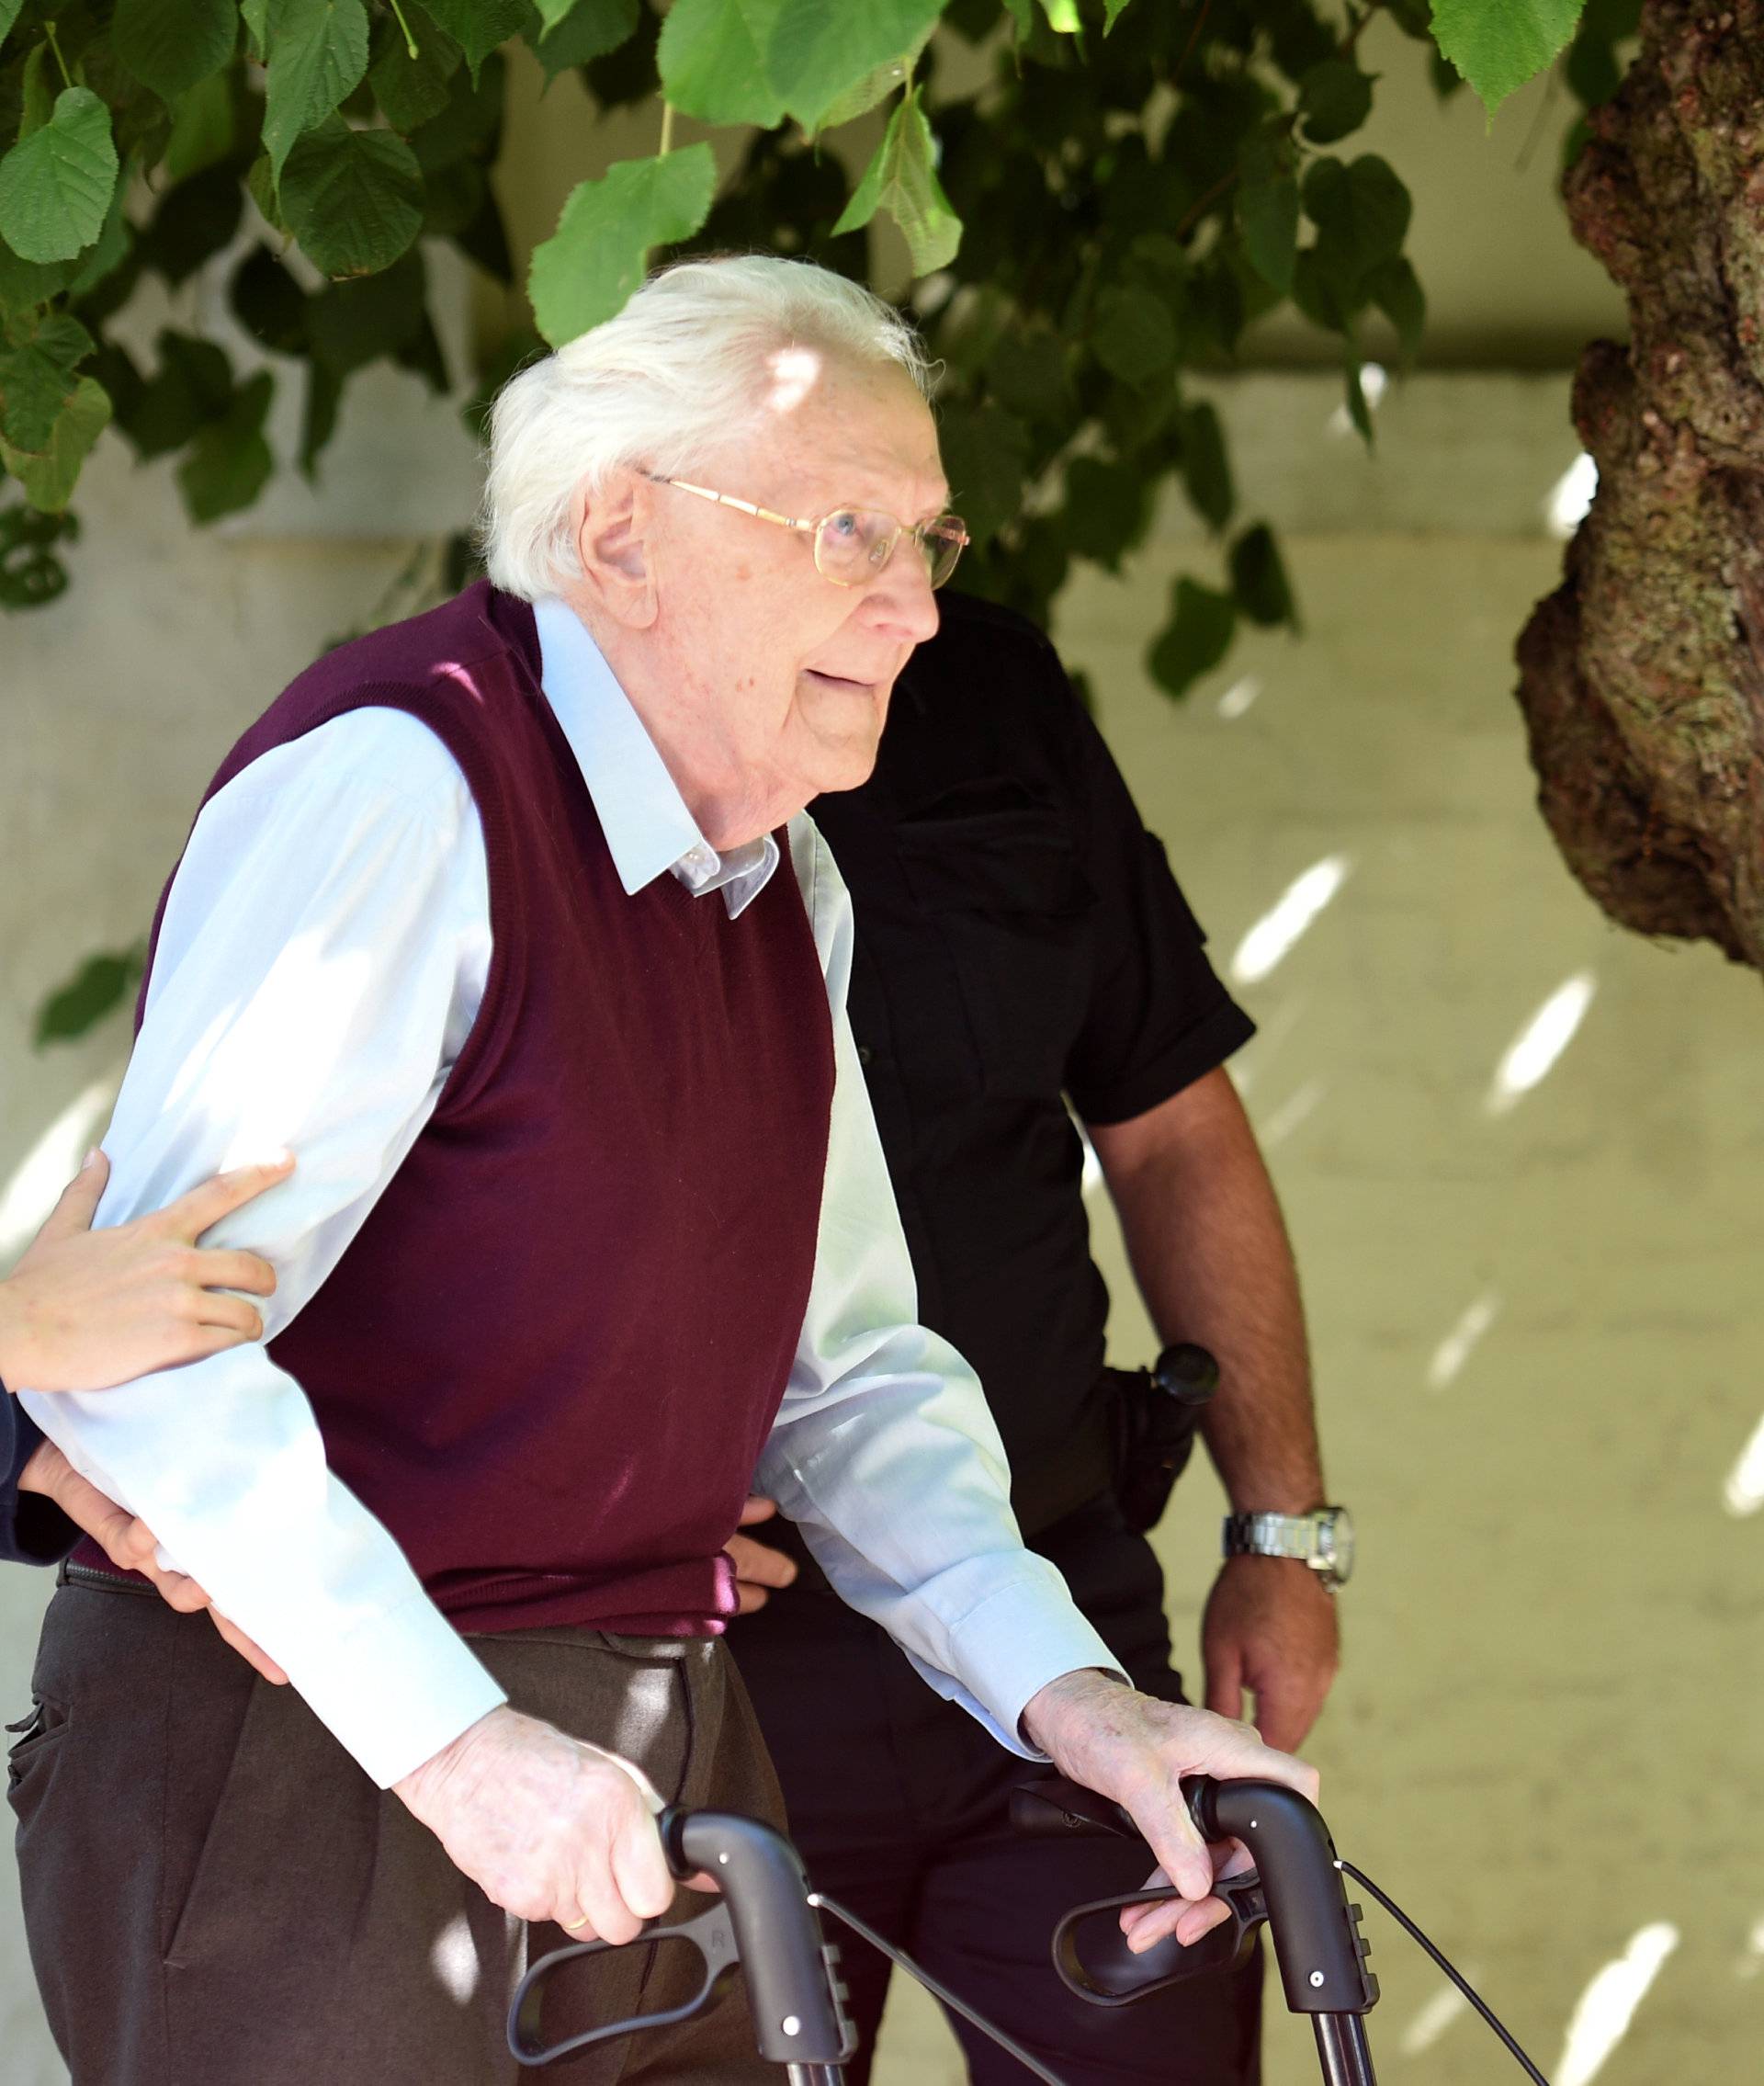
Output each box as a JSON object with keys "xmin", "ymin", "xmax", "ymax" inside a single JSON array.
[{"xmin": 649, "ymin": 475, "xmax": 970, "ymax": 590}]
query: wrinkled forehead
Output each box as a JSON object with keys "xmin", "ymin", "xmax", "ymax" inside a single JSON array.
[{"xmin": 734, "ymin": 342, "xmax": 948, "ymax": 518}]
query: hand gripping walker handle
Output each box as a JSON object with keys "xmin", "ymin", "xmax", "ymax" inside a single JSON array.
[
  {"xmin": 1012, "ymin": 1774, "xmax": 1379, "ymax": 2016},
  {"xmin": 507, "ymin": 1807, "xmax": 854, "ymax": 2070}
]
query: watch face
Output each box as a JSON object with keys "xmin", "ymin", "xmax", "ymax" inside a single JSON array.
[{"xmin": 1320, "ymin": 1507, "xmax": 1354, "ymax": 1584}]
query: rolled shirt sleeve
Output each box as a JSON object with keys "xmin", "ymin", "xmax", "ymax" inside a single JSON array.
[
  {"xmin": 17, "ymin": 710, "xmax": 507, "ymax": 1787},
  {"xmin": 756, "ymin": 819, "xmax": 1126, "ymax": 1754}
]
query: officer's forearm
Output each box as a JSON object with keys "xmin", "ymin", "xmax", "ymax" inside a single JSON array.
[{"xmin": 1089, "ymin": 1067, "xmax": 1324, "ymax": 1516}]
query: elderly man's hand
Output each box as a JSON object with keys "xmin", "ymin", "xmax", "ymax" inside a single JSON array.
[
  {"xmin": 394, "ymin": 1706, "xmax": 691, "ymax": 1940},
  {"xmin": 725, "ymin": 1494, "xmax": 797, "ymax": 1615},
  {"xmin": 1022, "ymin": 1669, "xmax": 1319, "ymax": 1956},
  {"xmin": 17, "ymin": 1438, "xmax": 288, "ymax": 1684}
]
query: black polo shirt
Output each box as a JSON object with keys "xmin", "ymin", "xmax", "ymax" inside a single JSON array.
[{"xmin": 808, "ymin": 592, "xmax": 1254, "ymax": 1479}]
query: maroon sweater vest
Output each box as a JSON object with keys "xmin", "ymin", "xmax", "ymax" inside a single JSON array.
[{"xmin": 76, "ymin": 584, "xmax": 835, "ymax": 1636}]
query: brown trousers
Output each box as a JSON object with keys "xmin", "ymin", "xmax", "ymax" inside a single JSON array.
[{"xmin": 9, "ymin": 1580, "xmax": 788, "ymax": 2086}]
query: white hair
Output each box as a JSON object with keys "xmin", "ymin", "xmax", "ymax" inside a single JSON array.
[{"xmin": 480, "ymin": 255, "xmax": 933, "ymax": 602}]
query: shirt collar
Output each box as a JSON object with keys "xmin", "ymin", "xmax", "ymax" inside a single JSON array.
[{"xmin": 532, "ymin": 596, "xmax": 778, "ymax": 920}]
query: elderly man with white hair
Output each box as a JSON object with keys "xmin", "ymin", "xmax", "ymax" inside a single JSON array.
[{"xmin": 9, "ymin": 256, "xmax": 1314, "ymax": 2085}]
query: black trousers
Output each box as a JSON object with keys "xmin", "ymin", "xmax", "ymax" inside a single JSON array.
[{"xmin": 733, "ymin": 1499, "xmax": 1262, "ymax": 2086}]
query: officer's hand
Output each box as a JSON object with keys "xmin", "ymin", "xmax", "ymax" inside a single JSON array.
[
  {"xmin": 1022, "ymin": 1668, "xmax": 1318, "ymax": 1956},
  {"xmin": 725, "ymin": 1494, "xmax": 797, "ymax": 1616},
  {"xmin": 17, "ymin": 1438, "xmax": 288, "ymax": 1685},
  {"xmin": 1202, "ymin": 1554, "xmax": 1340, "ymax": 1752},
  {"xmin": 395, "ymin": 1706, "xmax": 698, "ymax": 1939},
  {"xmin": 0, "ymin": 1150, "xmax": 292, "ymax": 1393}
]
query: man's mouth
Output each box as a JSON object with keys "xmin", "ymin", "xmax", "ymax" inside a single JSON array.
[{"xmin": 803, "ymin": 668, "xmax": 875, "ymax": 691}]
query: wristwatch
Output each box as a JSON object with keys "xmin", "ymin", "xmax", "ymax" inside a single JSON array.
[{"xmin": 1222, "ymin": 1506, "xmax": 1354, "ymax": 1590}]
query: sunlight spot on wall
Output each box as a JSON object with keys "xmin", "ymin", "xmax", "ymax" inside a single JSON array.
[
  {"xmin": 1427, "ymin": 1291, "xmax": 1501, "ymax": 1392},
  {"xmin": 1736, "ymin": 1915, "xmax": 1764, "ymax": 1978},
  {"xmin": 1077, "ymin": 1119, "xmax": 1103, "ymax": 1196},
  {"xmin": 429, "ymin": 1912, "xmax": 480, "ymax": 2005},
  {"xmin": 1260, "ymin": 1078, "xmax": 1326, "ymax": 1150},
  {"xmin": 1217, "ymin": 674, "xmax": 1262, "ymax": 720},
  {"xmin": 1328, "ymin": 362, "xmax": 1387, "ymax": 435},
  {"xmin": 0, "ymin": 1075, "xmax": 122, "ymax": 1265},
  {"xmin": 1556, "ymin": 1922, "xmax": 1679, "ymax": 2086},
  {"xmin": 1485, "ymin": 972, "xmax": 1596, "ymax": 1117},
  {"xmin": 1399, "ymin": 1976, "xmax": 1474, "ymax": 2055},
  {"xmin": 1230, "ymin": 856, "xmax": 1352, "ymax": 987},
  {"xmin": 1721, "ymin": 1412, "xmax": 1764, "ymax": 1518},
  {"xmin": 1545, "ymin": 451, "xmax": 1600, "ymax": 539}
]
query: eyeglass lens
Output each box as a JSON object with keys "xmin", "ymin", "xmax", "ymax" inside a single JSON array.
[{"xmin": 815, "ymin": 510, "xmax": 967, "ymax": 590}]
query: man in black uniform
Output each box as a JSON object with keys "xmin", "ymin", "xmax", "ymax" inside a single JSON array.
[{"xmin": 733, "ymin": 589, "xmax": 1348, "ymax": 2084}]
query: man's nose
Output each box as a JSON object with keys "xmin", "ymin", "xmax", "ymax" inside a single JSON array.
[{"xmin": 865, "ymin": 547, "xmax": 941, "ymax": 645}]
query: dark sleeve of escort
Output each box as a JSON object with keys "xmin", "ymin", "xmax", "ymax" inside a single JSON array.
[
  {"xmin": 1058, "ymin": 689, "xmax": 1256, "ymax": 1128},
  {"xmin": 0, "ymin": 1389, "xmax": 79, "ymax": 1566}
]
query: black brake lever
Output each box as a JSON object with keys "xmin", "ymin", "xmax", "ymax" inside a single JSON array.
[
  {"xmin": 1052, "ymin": 1867, "xmax": 1268, "ymax": 2006},
  {"xmin": 508, "ymin": 1899, "xmax": 741, "ymax": 2068}
]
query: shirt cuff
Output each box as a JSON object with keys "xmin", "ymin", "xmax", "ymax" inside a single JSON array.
[
  {"xmin": 1073, "ymin": 994, "xmax": 1257, "ymax": 1128},
  {"xmin": 910, "ymin": 1555, "xmax": 1128, "ymax": 1760},
  {"xmin": 272, "ymin": 1593, "xmax": 509, "ymax": 1789}
]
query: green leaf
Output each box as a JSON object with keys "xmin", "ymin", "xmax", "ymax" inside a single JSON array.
[
  {"xmin": 409, "ymin": 52, "xmax": 503, "ymax": 171},
  {"xmin": 177, "ymin": 369, "xmax": 275, "ymax": 522},
  {"xmin": 67, "ymin": 170, "xmax": 135, "ymax": 298},
  {"xmin": 114, "ymin": 0, "xmax": 238, "ymax": 98},
  {"xmin": 1238, "ymin": 166, "xmax": 1299, "ymax": 294},
  {"xmin": 1430, "ymin": 0, "xmax": 1587, "ymax": 119},
  {"xmin": 33, "ymin": 946, "xmax": 145, "ymax": 1046},
  {"xmin": 242, "ymin": 0, "xmax": 270, "ymax": 59},
  {"xmin": 986, "ymin": 325, "xmax": 1068, "ymax": 422},
  {"xmin": 530, "ymin": 0, "xmax": 638, "ymax": 85},
  {"xmin": 1366, "ymin": 253, "xmax": 1424, "ymax": 363},
  {"xmin": 0, "ymin": 230, "xmax": 71, "ymax": 316},
  {"xmin": 529, "ymin": 142, "xmax": 716, "ymax": 347},
  {"xmin": 1303, "ymin": 153, "xmax": 1410, "ymax": 305},
  {"xmin": 1091, "ymin": 283, "xmax": 1177, "ymax": 389},
  {"xmin": 1344, "ymin": 355, "xmax": 1374, "ymax": 447},
  {"xmin": 659, "ymin": 0, "xmax": 784, "ymax": 125},
  {"xmin": 1147, "ymin": 576, "xmax": 1237, "ymax": 699},
  {"xmin": 1228, "ymin": 521, "xmax": 1297, "ymax": 629},
  {"xmin": 246, "ymin": 153, "xmax": 291, "ymax": 237},
  {"xmin": 832, "ymin": 88, "xmax": 961, "ymax": 278},
  {"xmin": 0, "ymin": 312, "xmax": 93, "ymax": 451},
  {"xmin": 0, "ymin": 499, "xmax": 78, "ymax": 610},
  {"xmin": 279, "ymin": 119, "xmax": 425, "ymax": 276},
  {"xmin": 300, "ymin": 357, "xmax": 344, "ymax": 476},
  {"xmin": 935, "ymin": 398, "xmax": 1027, "ymax": 552},
  {"xmin": 763, "ymin": 0, "xmax": 944, "ymax": 133},
  {"xmin": 0, "ymin": 0, "xmax": 23, "ymax": 51},
  {"xmin": 0, "ymin": 89, "xmax": 120, "ymax": 266},
  {"xmin": 1038, "ymin": 0, "xmax": 1080, "ymax": 27},
  {"xmin": 368, "ymin": 5, "xmax": 461, "ymax": 131},
  {"xmin": 0, "ymin": 374, "xmax": 111, "ymax": 509},
  {"xmin": 1297, "ymin": 60, "xmax": 1374, "ymax": 144},
  {"xmin": 262, "ymin": 0, "xmax": 371, "ymax": 184},
  {"xmin": 815, "ymin": 21, "xmax": 935, "ymax": 131},
  {"xmin": 113, "ymin": 329, "xmax": 232, "ymax": 459},
  {"xmin": 19, "ymin": 42, "xmax": 55, "ymax": 137},
  {"xmin": 1063, "ymin": 453, "xmax": 1153, "ymax": 571},
  {"xmin": 422, "ymin": 0, "xmax": 527, "ymax": 80},
  {"xmin": 1179, "ymin": 400, "xmax": 1233, "ymax": 531},
  {"xmin": 306, "ymin": 247, "xmax": 428, "ymax": 370},
  {"xmin": 138, "ymin": 164, "xmax": 244, "ymax": 286},
  {"xmin": 164, "ymin": 73, "xmax": 238, "ymax": 183},
  {"xmin": 1102, "ymin": 0, "xmax": 1133, "ymax": 26}
]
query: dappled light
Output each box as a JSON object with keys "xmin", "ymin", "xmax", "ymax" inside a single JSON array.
[
  {"xmin": 0, "ymin": 1075, "xmax": 120, "ymax": 1265},
  {"xmin": 1229, "ymin": 856, "xmax": 1352, "ymax": 987},
  {"xmin": 1484, "ymin": 972, "xmax": 1596, "ymax": 1117},
  {"xmin": 1555, "ymin": 1923, "xmax": 1679, "ymax": 2086},
  {"xmin": 1426, "ymin": 1291, "xmax": 1501, "ymax": 1393}
]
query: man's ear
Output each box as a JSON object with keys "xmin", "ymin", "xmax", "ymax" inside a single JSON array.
[{"xmin": 571, "ymin": 470, "xmax": 659, "ymax": 630}]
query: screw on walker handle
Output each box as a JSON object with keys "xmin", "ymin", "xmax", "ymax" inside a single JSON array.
[
  {"xmin": 506, "ymin": 1807, "xmax": 854, "ymax": 2070},
  {"xmin": 1011, "ymin": 1774, "xmax": 1380, "ymax": 2020}
]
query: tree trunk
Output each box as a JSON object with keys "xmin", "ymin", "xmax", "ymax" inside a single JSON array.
[{"xmin": 1515, "ymin": 0, "xmax": 1764, "ymax": 971}]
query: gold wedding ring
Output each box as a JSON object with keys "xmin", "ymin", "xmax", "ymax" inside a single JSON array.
[{"xmin": 562, "ymin": 1912, "xmax": 591, "ymax": 1932}]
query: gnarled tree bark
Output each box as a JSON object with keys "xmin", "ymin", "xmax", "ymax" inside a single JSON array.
[{"xmin": 1516, "ymin": 0, "xmax": 1764, "ymax": 970}]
